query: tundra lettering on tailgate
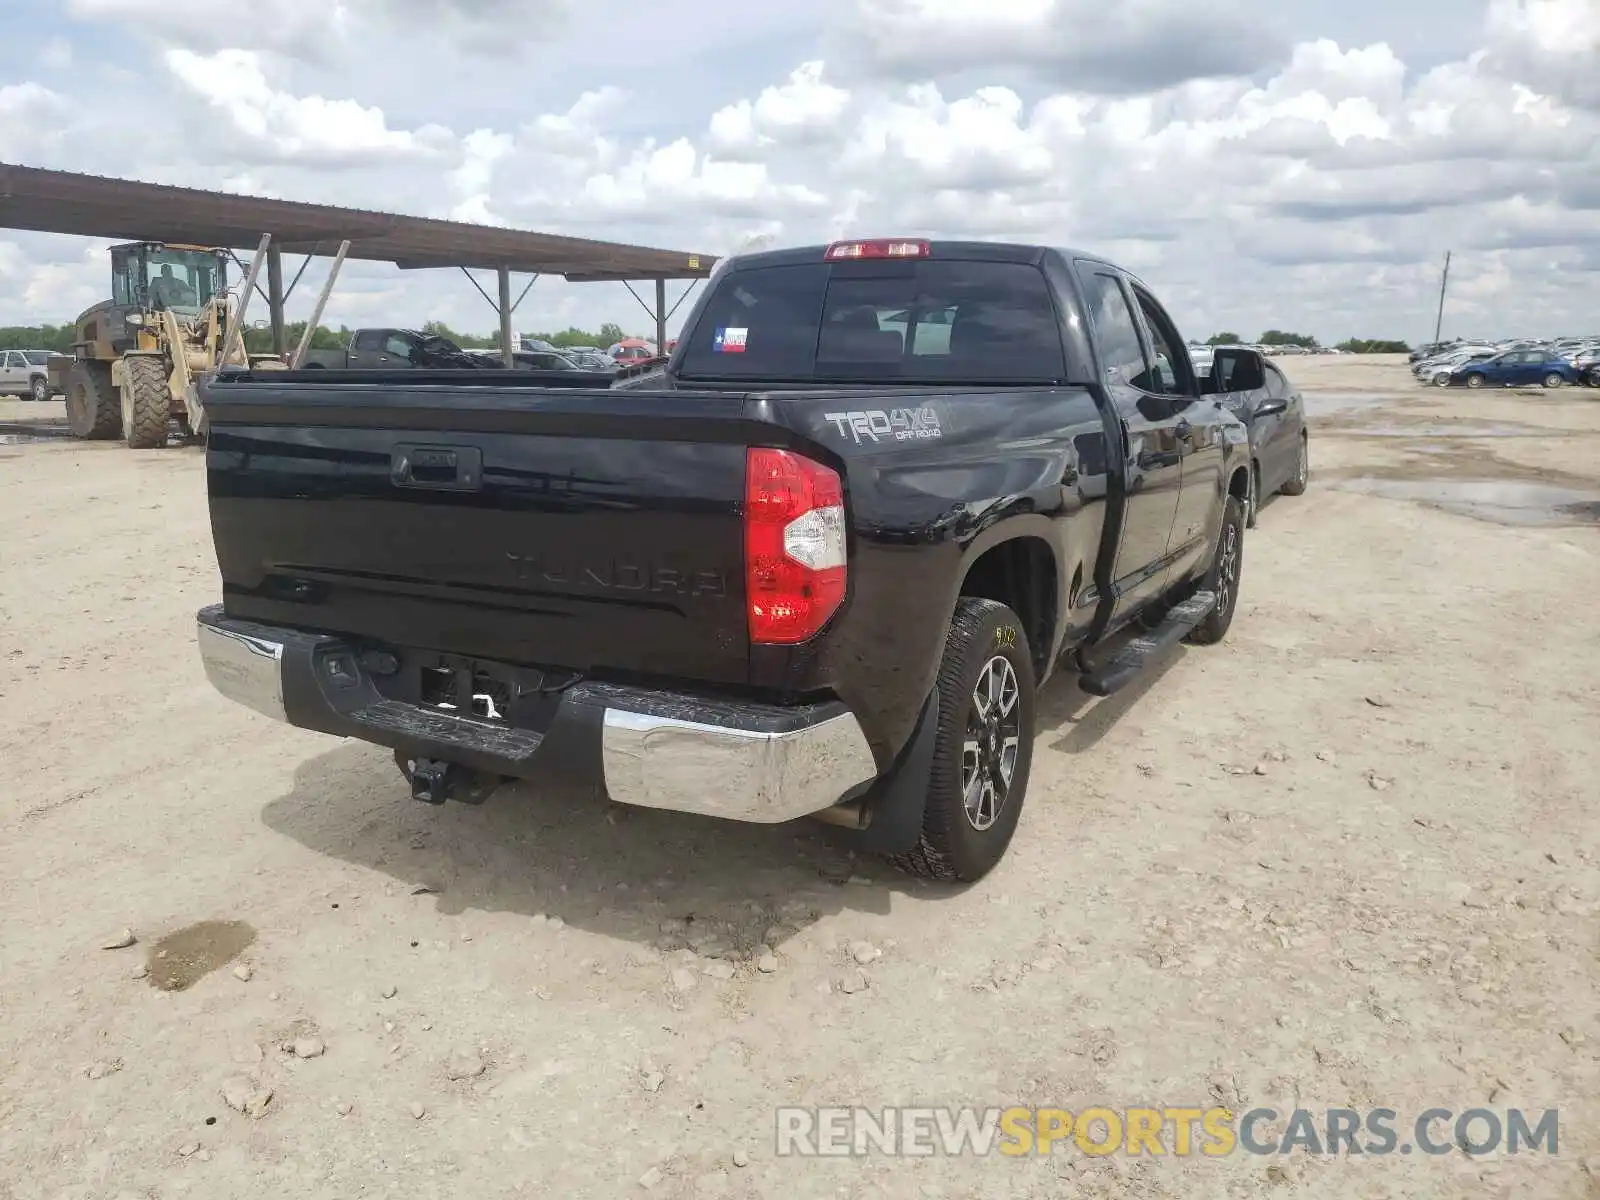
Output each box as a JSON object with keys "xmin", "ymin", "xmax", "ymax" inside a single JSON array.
[
  {"xmin": 505, "ymin": 551, "xmax": 727, "ymax": 597},
  {"xmin": 824, "ymin": 406, "xmax": 943, "ymax": 445}
]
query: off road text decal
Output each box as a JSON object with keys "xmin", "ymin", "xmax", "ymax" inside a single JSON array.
[{"xmin": 823, "ymin": 407, "xmax": 943, "ymax": 444}]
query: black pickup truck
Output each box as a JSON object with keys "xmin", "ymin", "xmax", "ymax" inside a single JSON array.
[{"xmin": 196, "ymin": 239, "xmax": 1259, "ymax": 881}]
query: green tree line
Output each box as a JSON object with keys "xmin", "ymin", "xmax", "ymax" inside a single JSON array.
[
  {"xmin": 1, "ymin": 320, "xmax": 646, "ymax": 354},
  {"xmin": 0, "ymin": 323, "xmax": 77, "ymax": 353},
  {"xmin": 1205, "ymin": 330, "xmax": 1411, "ymax": 353}
]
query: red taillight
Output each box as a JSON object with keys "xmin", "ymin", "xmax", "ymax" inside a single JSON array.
[
  {"xmin": 824, "ymin": 239, "xmax": 930, "ymax": 261},
  {"xmin": 744, "ymin": 448, "xmax": 847, "ymax": 645}
]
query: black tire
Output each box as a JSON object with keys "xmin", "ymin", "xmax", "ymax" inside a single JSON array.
[
  {"xmin": 1245, "ymin": 461, "xmax": 1260, "ymax": 528},
  {"xmin": 29, "ymin": 375, "xmax": 49, "ymax": 403},
  {"xmin": 122, "ymin": 356, "xmax": 170, "ymax": 449},
  {"xmin": 1465, "ymin": 372, "xmax": 1486, "ymax": 389},
  {"xmin": 1279, "ymin": 433, "xmax": 1308, "ymax": 496},
  {"xmin": 1184, "ymin": 494, "xmax": 1245, "ymax": 646},
  {"xmin": 887, "ymin": 597, "xmax": 1036, "ymax": 883},
  {"xmin": 1543, "ymin": 372, "xmax": 1564, "ymax": 389},
  {"xmin": 65, "ymin": 361, "xmax": 120, "ymax": 439}
]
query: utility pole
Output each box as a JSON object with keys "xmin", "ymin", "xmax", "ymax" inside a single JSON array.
[{"xmin": 1432, "ymin": 251, "xmax": 1451, "ymax": 346}]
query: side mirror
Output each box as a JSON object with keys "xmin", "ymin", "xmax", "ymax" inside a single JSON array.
[
  {"xmin": 1255, "ymin": 397, "xmax": 1288, "ymax": 417},
  {"xmin": 1211, "ymin": 348, "xmax": 1265, "ymax": 393}
]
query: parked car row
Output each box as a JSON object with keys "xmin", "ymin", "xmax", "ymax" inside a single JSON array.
[
  {"xmin": 0, "ymin": 349, "xmax": 69, "ymax": 401},
  {"xmin": 1410, "ymin": 335, "xmax": 1600, "ymax": 389}
]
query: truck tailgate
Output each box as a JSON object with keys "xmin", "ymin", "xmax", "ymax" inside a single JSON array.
[{"xmin": 203, "ymin": 381, "xmax": 763, "ymax": 686}]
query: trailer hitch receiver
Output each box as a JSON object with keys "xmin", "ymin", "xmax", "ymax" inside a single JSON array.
[{"xmin": 399, "ymin": 753, "xmax": 504, "ymax": 806}]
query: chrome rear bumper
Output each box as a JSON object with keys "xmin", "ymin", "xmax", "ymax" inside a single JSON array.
[{"xmin": 196, "ymin": 607, "xmax": 877, "ymax": 823}]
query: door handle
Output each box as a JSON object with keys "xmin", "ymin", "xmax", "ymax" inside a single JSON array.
[{"xmin": 391, "ymin": 444, "xmax": 483, "ymax": 491}]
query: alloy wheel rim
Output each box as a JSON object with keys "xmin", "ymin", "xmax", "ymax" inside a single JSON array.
[
  {"xmin": 1217, "ymin": 519, "xmax": 1239, "ymax": 616},
  {"xmin": 1296, "ymin": 440, "xmax": 1307, "ymax": 487},
  {"xmin": 962, "ymin": 655, "xmax": 1021, "ymax": 832}
]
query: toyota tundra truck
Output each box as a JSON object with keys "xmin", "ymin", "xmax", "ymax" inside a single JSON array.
[{"xmin": 195, "ymin": 239, "xmax": 1259, "ymax": 881}]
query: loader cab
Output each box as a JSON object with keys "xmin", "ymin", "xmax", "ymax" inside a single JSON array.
[{"xmin": 110, "ymin": 242, "xmax": 228, "ymax": 316}]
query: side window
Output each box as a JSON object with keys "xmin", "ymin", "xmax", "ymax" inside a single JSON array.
[
  {"xmin": 2, "ymin": 352, "xmax": 16, "ymax": 367},
  {"xmin": 383, "ymin": 335, "xmax": 414, "ymax": 359},
  {"xmin": 1128, "ymin": 284, "xmax": 1189, "ymax": 396},
  {"xmin": 1083, "ymin": 272, "xmax": 1149, "ymax": 389},
  {"xmin": 352, "ymin": 330, "xmax": 383, "ymax": 352},
  {"xmin": 111, "ymin": 250, "xmax": 138, "ymax": 307}
]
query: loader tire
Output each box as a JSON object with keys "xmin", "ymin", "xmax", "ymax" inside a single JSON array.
[
  {"xmin": 66, "ymin": 361, "xmax": 120, "ymax": 440},
  {"xmin": 122, "ymin": 356, "xmax": 171, "ymax": 449}
]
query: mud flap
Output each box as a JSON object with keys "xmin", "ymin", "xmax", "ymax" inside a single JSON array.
[{"xmin": 831, "ymin": 689, "xmax": 940, "ymax": 855}]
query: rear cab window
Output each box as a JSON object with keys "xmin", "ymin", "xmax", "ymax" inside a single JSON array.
[{"xmin": 676, "ymin": 255, "xmax": 1068, "ymax": 383}]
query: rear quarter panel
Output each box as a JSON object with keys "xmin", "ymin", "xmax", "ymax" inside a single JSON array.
[{"xmin": 751, "ymin": 387, "xmax": 1109, "ymax": 762}]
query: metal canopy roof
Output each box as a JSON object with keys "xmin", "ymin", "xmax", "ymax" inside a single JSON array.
[{"xmin": 0, "ymin": 162, "xmax": 717, "ymax": 281}]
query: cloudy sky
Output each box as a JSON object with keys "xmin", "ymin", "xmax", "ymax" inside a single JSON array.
[{"xmin": 1, "ymin": 0, "xmax": 1596, "ymax": 345}]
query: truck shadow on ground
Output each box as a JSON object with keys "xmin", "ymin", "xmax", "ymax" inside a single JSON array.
[
  {"xmin": 258, "ymin": 636, "xmax": 1184, "ymax": 948},
  {"xmin": 259, "ymin": 742, "xmax": 905, "ymax": 953},
  {"xmin": 1034, "ymin": 644, "xmax": 1185, "ymax": 755}
]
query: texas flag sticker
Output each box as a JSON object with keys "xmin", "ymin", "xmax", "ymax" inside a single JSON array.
[{"xmin": 713, "ymin": 327, "xmax": 748, "ymax": 353}]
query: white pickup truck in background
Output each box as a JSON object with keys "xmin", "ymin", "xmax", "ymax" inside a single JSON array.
[{"xmin": 0, "ymin": 349, "xmax": 65, "ymax": 402}]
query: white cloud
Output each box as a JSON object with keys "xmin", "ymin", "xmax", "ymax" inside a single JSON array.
[
  {"xmin": 0, "ymin": 83, "xmax": 70, "ymax": 161},
  {"xmin": 164, "ymin": 49, "xmax": 451, "ymax": 165},
  {"xmin": 708, "ymin": 62, "xmax": 852, "ymax": 156},
  {"xmin": 1483, "ymin": 0, "xmax": 1600, "ymax": 111},
  {"xmin": 837, "ymin": 0, "xmax": 1289, "ymax": 92},
  {"xmin": 4, "ymin": 0, "xmax": 1599, "ymax": 345},
  {"xmin": 581, "ymin": 140, "xmax": 830, "ymax": 221},
  {"xmin": 66, "ymin": 0, "xmax": 571, "ymax": 60}
]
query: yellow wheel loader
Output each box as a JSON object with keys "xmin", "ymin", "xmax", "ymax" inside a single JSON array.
[{"xmin": 51, "ymin": 237, "xmax": 286, "ymax": 448}]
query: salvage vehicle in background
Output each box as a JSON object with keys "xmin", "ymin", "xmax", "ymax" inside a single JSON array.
[
  {"xmin": 0, "ymin": 349, "xmax": 64, "ymax": 401},
  {"xmin": 300, "ymin": 328, "xmax": 606, "ymax": 377},
  {"xmin": 194, "ymin": 238, "xmax": 1256, "ymax": 883},
  {"xmin": 1213, "ymin": 354, "xmax": 1309, "ymax": 527},
  {"xmin": 1446, "ymin": 349, "xmax": 1581, "ymax": 389},
  {"xmin": 300, "ymin": 328, "xmax": 498, "ymax": 370}
]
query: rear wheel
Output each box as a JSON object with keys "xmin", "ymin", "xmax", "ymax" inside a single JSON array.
[
  {"xmin": 122, "ymin": 356, "xmax": 171, "ymax": 449},
  {"xmin": 1245, "ymin": 462, "xmax": 1260, "ymax": 528},
  {"xmin": 887, "ymin": 597, "xmax": 1035, "ymax": 883},
  {"xmin": 65, "ymin": 362, "xmax": 120, "ymax": 439}
]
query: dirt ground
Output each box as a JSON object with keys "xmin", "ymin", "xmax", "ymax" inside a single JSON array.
[{"xmin": 1, "ymin": 356, "xmax": 1597, "ymax": 1200}]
